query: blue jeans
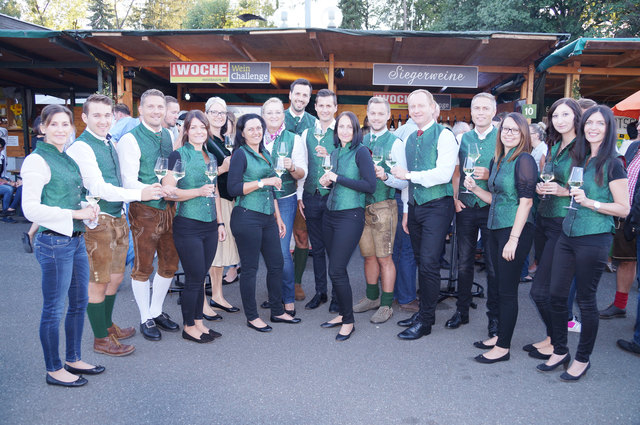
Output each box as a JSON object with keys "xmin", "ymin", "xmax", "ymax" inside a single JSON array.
[
  {"xmin": 392, "ymin": 192, "xmax": 416, "ymax": 304},
  {"xmin": 635, "ymin": 237, "xmax": 640, "ymax": 345},
  {"xmin": 0, "ymin": 184, "xmax": 13, "ymax": 210},
  {"xmin": 34, "ymin": 233, "xmax": 90, "ymax": 372},
  {"xmin": 277, "ymin": 195, "xmax": 297, "ymax": 304}
]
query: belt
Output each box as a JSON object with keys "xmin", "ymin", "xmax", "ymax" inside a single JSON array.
[{"xmin": 42, "ymin": 230, "xmax": 83, "ymax": 238}]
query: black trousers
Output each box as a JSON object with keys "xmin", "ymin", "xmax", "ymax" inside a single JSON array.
[
  {"xmin": 230, "ymin": 207, "xmax": 285, "ymax": 321},
  {"xmin": 455, "ymin": 205, "xmax": 497, "ymax": 318},
  {"xmin": 172, "ymin": 216, "xmax": 218, "ymax": 327},
  {"xmin": 408, "ymin": 197, "xmax": 455, "ymax": 326},
  {"xmin": 322, "ymin": 208, "xmax": 365, "ymax": 324},
  {"xmin": 549, "ymin": 232, "xmax": 611, "ymax": 363},
  {"xmin": 530, "ymin": 216, "xmax": 563, "ymax": 338},
  {"xmin": 488, "ymin": 224, "xmax": 534, "ymax": 349},
  {"xmin": 303, "ymin": 192, "xmax": 330, "ymax": 295}
]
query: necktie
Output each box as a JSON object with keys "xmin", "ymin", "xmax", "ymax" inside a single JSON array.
[
  {"xmin": 371, "ymin": 134, "xmax": 377, "ymax": 144},
  {"xmin": 417, "ymin": 130, "xmax": 424, "ymax": 137},
  {"xmin": 294, "ymin": 116, "xmax": 301, "ymax": 125}
]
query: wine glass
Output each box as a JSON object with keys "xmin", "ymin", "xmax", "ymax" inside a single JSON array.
[
  {"xmin": 278, "ymin": 142, "xmax": 288, "ymax": 159},
  {"xmin": 468, "ymin": 143, "xmax": 480, "ymax": 162},
  {"xmin": 372, "ymin": 146, "xmax": 383, "ymax": 166},
  {"xmin": 385, "ymin": 151, "xmax": 396, "ymax": 169},
  {"xmin": 224, "ymin": 135, "xmax": 234, "ymax": 152},
  {"xmin": 274, "ymin": 157, "xmax": 286, "ymax": 192},
  {"xmin": 205, "ymin": 159, "xmax": 218, "ymax": 198},
  {"xmin": 85, "ymin": 190, "xmax": 101, "ymax": 207},
  {"xmin": 462, "ymin": 157, "xmax": 475, "ymax": 194},
  {"xmin": 314, "ymin": 124, "xmax": 324, "ymax": 157},
  {"xmin": 566, "ymin": 166, "xmax": 583, "ymax": 210},
  {"xmin": 170, "ymin": 159, "xmax": 185, "ymax": 198},
  {"xmin": 540, "ymin": 161, "xmax": 555, "ymax": 200},
  {"xmin": 154, "ymin": 157, "xmax": 168, "ymax": 182},
  {"xmin": 320, "ymin": 155, "xmax": 332, "ymax": 189}
]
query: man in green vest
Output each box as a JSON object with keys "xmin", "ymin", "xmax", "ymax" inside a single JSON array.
[
  {"xmin": 448, "ymin": 92, "xmax": 499, "ymax": 335},
  {"xmin": 391, "ymin": 89, "xmax": 460, "ymax": 340},
  {"xmin": 116, "ymin": 89, "xmax": 180, "ymax": 341},
  {"xmin": 67, "ymin": 94, "xmax": 163, "ymax": 355},
  {"xmin": 292, "ymin": 88, "xmax": 338, "ymax": 311},
  {"xmin": 353, "ymin": 96, "xmax": 408, "ymax": 323},
  {"xmin": 285, "ymin": 78, "xmax": 317, "ymax": 302}
]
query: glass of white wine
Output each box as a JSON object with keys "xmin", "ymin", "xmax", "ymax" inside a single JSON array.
[
  {"xmin": 385, "ymin": 151, "xmax": 396, "ymax": 169},
  {"xmin": 372, "ymin": 146, "xmax": 383, "ymax": 166},
  {"xmin": 274, "ymin": 157, "xmax": 286, "ymax": 191},
  {"xmin": 224, "ymin": 135, "xmax": 234, "ymax": 152},
  {"xmin": 154, "ymin": 157, "xmax": 168, "ymax": 182},
  {"xmin": 314, "ymin": 125, "xmax": 324, "ymax": 157},
  {"xmin": 320, "ymin": 155, "xmax": 332, "ymax": 189},
  {"xmin": 462, "ymin": 157, "xmax": 475, "ymax": 194},
  {"xmin": 540, "ymin": 161, "xmax": 554, "ymax": 200},
  {"xmin": 85, "ymin": 190, "xmax": 101, "ymax": 207},
  {"xmin": 566, "ymin": 166, "xmax": 583, "ymax": 210},
  {"xmin": 205, "ymin": 159, "xmax": 217, "ymax": 198},
  {"xmin": 468, "ymin": 143, "xmax": 480, "ymax": 162},
  {"xmin": 278, "ymin": 142, "xmax": 288, "ymax": 160},
  {"xmin": 170, "ymin": 159, "xmax": 185, "ymax": 198}
]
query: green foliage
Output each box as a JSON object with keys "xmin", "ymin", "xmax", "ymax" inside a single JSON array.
[
  {"xmin": 183, "ymin": 0, "xmax": 274, "ymax": 29},
  {"xmin": 88, "ymin": 0, "xmax": 115, "ymax": 29},
  {"xmin": 22, "ymin": 0, "xmax": 87, "ymax": 29},
  {"xmin": 0, "ymin": 0, "xmax": 21, "ymax": 17},
  {"xmin": 338, "ymin": 0, "xmax": 368, "ymax": 29}
]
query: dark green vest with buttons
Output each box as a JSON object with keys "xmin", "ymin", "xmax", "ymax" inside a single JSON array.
[
  {"xmin": 458, "ymin": 127, "xmax": 498, "ymax": 208},
  {"xmin": 236, "ymin": 145, "xmax": 276, "ymax": 215},
  {"xmin": 326, "ymin": 143, "xmax": 367, "ymax": 211},
  {"xmin": 562, "ymin": 158, "xmax": 615, "ymax": 237},
  {"xmin": 303, "ymin": 127, "xmax": 336, "ymax": 196},
  {"xmin": 487, "ymin": 151, "xmax": 535, "ymax": 230},
  {"xmin": 75, "ymin": 131, "xmax": 124, "ymax": 217},
  {"xmin": 406, "ymin": 123, "xmax": 453, "ymax": 205},
  {"xmin": 538, "ymin": 140, "xmax": 575, "ymax": 218},
  {"xmin": 284, "ymin": 109, "xmax": 316, "ymax": 136},
  {"xmin": 129, "ymin": 123, "xmax": 173, "ymax": 210},
  {"xmin": 269, "ymin": 130, "xmax": 297, "ymax": 199},
  {"xmin": 175, "ymin": 143, "xmax": 217, "ymax": 223},
  {"xmin": 363, "ymin": 131, "xmax": 396, "ymax": 206},
  {"xmin": 34, "ymin": 142, "xmax": 85, "ymax": 233}
]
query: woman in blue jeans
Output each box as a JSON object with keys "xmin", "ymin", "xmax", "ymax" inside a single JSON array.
[{"xmin": 21, "ymin": 105, "xmax": 100, "ymax": 387}]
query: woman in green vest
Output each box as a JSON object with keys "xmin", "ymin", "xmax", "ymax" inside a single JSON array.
[
  {"xmin": 21, "ymin": 105, "xmax": 101, "ymax": 387},
  {"xmin": 163, "ymin": 110, "xmax": 226, "ymax": 343},
  {"xmin": 464, "ymin": 112, "xmax": 538, "ymax": 363},
  {"xmin": 204, "ymin": 97, "xmax": 240, "ymax": 318},
  {"xmin": 525, "ymin": 98, "xmax": 581, "ymax": 360},
  {"xmin": 318, "ymin": 111, "xmax": 376, "ymax": 341},
  {"xmin": 543, "ymin": 105, "xmax": 629, "ymax": 380},
  {"xmin": 228, "ymin": 113, "xmax": 301, "ymax": 332}
]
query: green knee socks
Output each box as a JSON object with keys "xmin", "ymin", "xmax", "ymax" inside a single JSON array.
[
  {"xmin": 293, "ymin": 247, "xmax": 309, "ymax": 284},
  {"xmin": 87, "ymin": 302, "xmax": 108, "ymax": 338},
  {"xmin": 380, "ymin": 291, "xmax": 394, "ymax": 307},
  {"xmin": 104, "ymin": 294, "xmax": 116, "ymax": 328},
  {"xmin": 366, "ymin": 283, "xmax": 380, "ymax": 300}
]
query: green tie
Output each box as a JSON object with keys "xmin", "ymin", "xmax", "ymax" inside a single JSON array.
[{"xmin": 371, "ymin": 134, "xmax": 377, "ymax": 144}]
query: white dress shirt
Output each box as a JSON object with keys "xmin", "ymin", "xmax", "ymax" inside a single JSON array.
[
  {"xmin": 293, "ymin": 120, "xmax": 335, "ymax": 200},
  {"xmin": 116, "ymin": 119, "xmax": 157, "ymax": 191},
  {"xmin": 455, "ymin": 124, "xmax": 494, "ymax": 165}
]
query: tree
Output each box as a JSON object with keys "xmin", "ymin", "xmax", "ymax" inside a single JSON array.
[
  {"xmin": 88, "ymin": 0, "xmax": 115, "ymax": 29},
  {"xmin": 136, "ymin": 0, "xmax": 194, "ymax": 29},
  {"xmin": 23, "ymin": 0, "xmax": 87, "ymax": 29},
  {"xmin": 184, "ymin": 0, "xmax": 231, "ymax": 29},
  {"xmin": 338, "ymin": 0, "xmax": 369, "ymax": 30},
  {"xmin": 0, "ymin": 0, "xmax": 21, "ymax": 18}
]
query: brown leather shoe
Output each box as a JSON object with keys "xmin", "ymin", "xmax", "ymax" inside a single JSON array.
[
  {"xmin": 294, "ymin": 284, "xmax": 306, "ymax": 301},
  {"xmin": 94, "ymin": 335, "xmax": 135, "ymax": 357},
  {"xmin": 399, "ymin": 299, "xmax": 419, "ymax": 312},
  {"xmin": 107, "ymin": 323, "xmax": 136, "ymax": 340}
]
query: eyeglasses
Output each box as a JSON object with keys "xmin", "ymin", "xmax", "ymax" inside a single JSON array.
[
  {"xmin": 264, "ymin": 111, "xmax": 284, "ymax": 116},
  {"xmin": 207, "ymin": 110, "xmax": 226, "ymax": 117},
  {"xmin": 501, "ymin": 127, "xmax": 520, "ymax": 135}
]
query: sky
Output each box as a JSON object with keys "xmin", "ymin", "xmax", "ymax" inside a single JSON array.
[{"xmin": 269, "ymin": 0, "xmax": 342, "ymax": 28}]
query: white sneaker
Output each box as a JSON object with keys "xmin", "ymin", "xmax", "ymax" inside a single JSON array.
[{"xmin": 568, "ymin": 316, "xmax": 582, "ymax": 333}]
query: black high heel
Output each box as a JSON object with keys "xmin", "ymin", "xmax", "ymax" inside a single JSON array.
[
  {"xmin": 560, "ymin": 362, "xmax": 590, "ymax": 381},
  {"xmin": 536, "ymin": 353, "xmax": 571, "ymax": 372}
]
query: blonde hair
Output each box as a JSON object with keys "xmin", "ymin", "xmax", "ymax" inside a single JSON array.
[
  {"xmin": 261, "ymin": 97, "xmax": 284, "ymax": 115},
  {"xmin": 367, "ymin": 96, "xmax": 390, "ymax": 114},
  {"xmin": 205, "ymin": 97, "xmax": 227, "ymax": 113}
]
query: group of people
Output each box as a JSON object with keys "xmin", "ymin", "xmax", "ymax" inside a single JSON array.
[{"xmin": 19, "ymin": 77, "xmax": 639, "ymax": 388}]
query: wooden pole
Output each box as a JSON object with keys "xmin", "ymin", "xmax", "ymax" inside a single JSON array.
[{"xmin": 328, "ymin": 53, "xmax": 335, "ymax": 93}]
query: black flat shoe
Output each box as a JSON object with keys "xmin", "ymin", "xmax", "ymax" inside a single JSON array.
[
  {"xmin": 203, "ymin": 313, "xmax": 223, "ymax": 321},
  {"xmin": 474, "ymin": 352, "xmax": 510, "ymax": 364},
  {"xmin": 209, "ymin": 300, "xmax": 240, "ymax": 313},
  {"xmin": 285, "ymin": 309, "xmax": 296, "ymax": 317},
  {"xmin": 397, "ymin": 322, "xmax": 431, "ymax": 340},
  {"xmin": 271, "ymin": 315, "xmax": 302, "ymax": 324},
  {"xmin": 64, "ymin": 364, "xmax": 105, "ymax": 375},
  {"xmin": 260, "ymin": 301, "xmax": 270, "ymax": 309},
  {"xmin": 397, "ymin": 312, "xmax": 419, "ymax": 327},
  {"xmin": 222, "ymin": 275, "xmax": 239, "ymax": 284},
  {"xmin": 528, "ymin": 348, "xmax": 552, "ymax": 360},
  {"xmin": 560, "ymin": 362, "xmax": 590, "ymax": 381},
  {"xmin": 473, "ymin": 340, "xmax": 495, "ymax": 349},
  {"xmin": 153, "ymin": 312, "xmax": 180, "ymax": 332},
  {"xmin": 46, "ymin": 374, "xmax": 88, "ymax": 387},
  {"xmin": 207, "ymin": 329, "xmax": 222, "ymax": 338},
  {"xmin": 305, "ymin": 293, "xmax": 328, "ymax": 310},
  {"xmin": 537, "ymin": 353, "xmax": 571, "ymax": 372},
  {"xmin": 522, "ymin": 343, "xmax": 536, "ymax": 352},
  {"xmin": 247, "ymin": 321, "xmax": 272, "ymax": 332},
  {"xmin": 320, "ymin": 321, "xmax": 342, "ymax": 328},
  {"xmin": 336, "ymin": 326, "xmax": 355, "ymax": 342},
  {"xmin": 182, "ymin": 330, "xmax": 213, "ymax": 343}
]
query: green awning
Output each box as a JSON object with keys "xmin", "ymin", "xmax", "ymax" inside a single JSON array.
[{"xmin": 536, "ymin": 37, "xmax": 640, "ymax": 73}]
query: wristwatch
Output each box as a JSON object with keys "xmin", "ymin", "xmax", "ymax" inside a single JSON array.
[
  {"xmin": 405, "ymin": 172, "xmax": 412, "ymax": 181},
  {"xmin": 258, "ymin": 179, "xmax": 264, "ymax": 189},
  {"xmin": 593, "ymin": 201, "xmax": 601, "ymax": 211}
]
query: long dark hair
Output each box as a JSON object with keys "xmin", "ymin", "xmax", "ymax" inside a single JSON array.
[
  {"xmin": 570, "ymin": 105, "xmax": 618, "ymax": 186},
  {"xmin": 546, "ymin": 98, "xmax": 581, "ymax": 150},
  {"xmin": 333, "ymin": 111, "xmax": 363, "ymax": 148},
  {"xmin": 495, "ymin": 112, "xmax": 531, "ymax": 163},
  {"xmin": 234, "ymin": 113, "xmax": 266, "ymax": 151},
  {"xmin": 179, "ymin": 110, "xmax": 210, "ymax": 147}
]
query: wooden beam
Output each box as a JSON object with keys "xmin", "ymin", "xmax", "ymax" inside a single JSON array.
[
  {"xmin": 223, "ymin": 35, "xmax": 257, "ymax": 61},
  {"xmin": 116, "ymin": 58, "xmax": 133, "ymax": 112},
  {"xmin": 308, "ymin": 32, "xmax": 325, "ymax": 61},
  {"xmin": 526, "ymin": 64, "xmax": 534, "ymax": 104},
  {"xmin": 463, "ymin": 39, "xmax": 490, "ymax": 66},
  {"xmin": 608, "ymin": 51, "xmax": 640, "ymax": 68},
  {"xmin": 564, "ymin": 74, "xmax": 571, "ymax": 98},
  {"xmin": 547, "ymin": 65, "xmax": 640, "ymax": 76},
  {"xmin": 390, "ymin": 37, "xmax": 403, "ymax": 63},
  {"xmin": 584, "ymin": 76, "xmax": 640, "ymax": 97},
  {"xmin": 187, "ymin": 86, "xmax": 475, "ymax": 99},
  {"xmin": 142, "ymin": 36, "xmax": 191, "ymax": 61},
  {"xmin": 85, "ymin": 39, "xmax": 136, "ymax": 62},
  {"xmin": 328, "ymin": 53, "xmax": 335, "ymax": 92}
]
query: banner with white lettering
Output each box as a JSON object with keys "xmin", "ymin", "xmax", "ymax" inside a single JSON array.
[
  {"xmin": 373, "ymin": 64, "xmax": 478, "ymax": 88},
  {"xmin": 372, "ymin": 92, "xmax": 451, "ymax": 110},
  {"xmin": 170, "ymin": 62, "xmax": 271, "ymax": 84}
]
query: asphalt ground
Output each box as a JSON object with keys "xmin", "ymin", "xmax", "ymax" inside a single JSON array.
[{"xmin": 1, "ymin": 217, "xmax": 639, "ymax": 425}]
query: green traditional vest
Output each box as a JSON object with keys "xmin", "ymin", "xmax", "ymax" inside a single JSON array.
[
  {"xmin": 303, "ymin": 126, "xmax": 336, "ymax": 196},
  {"xmin": 487, "ymin": 151, "xmax": 535, "ymax": 230},
  {"xmin": 284, "ymin": 109, "xmax": 316, "ymax": 136},
  {"xmin": 406, "ymin": 123, "xmax": 453, "ymax": 205},
  {"xmin": 326, "ymin": 143, "xmax": 367, "ymax": 211},
  {"xmin": 129, "ymin": 122, "xmax": 173, "ymax": 210},
  {"xmin": 363, "ymin": 131, "xmax": 396, "ymax": 206},
  {"xmin": 538, "ymin": 139, "xmax": 575, "ymax": 218},
  {"xmin": 75, "ymin": 131, "xmax": 123, "ymax": 217},
  {"xmin": 175, "ymin": 143, "xmax": 217, "ymax": 223},
  {"xmin": 268, "ymin": 130, "xmax": 297, "ymax": 199},
  {"xmin": 458, "ymin": 127, "xmax": 498, "ymax": 208},
  {"xmin": 34, "ymin": 142, "xmax": 85, "ymax": 233},
  {"xmin": 562, "ymin": 158, "xmax": 615, "ymax": 237},
  {"xmin": 236, "ymin": 145, "xmax": 276, "ymax": 215}
]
